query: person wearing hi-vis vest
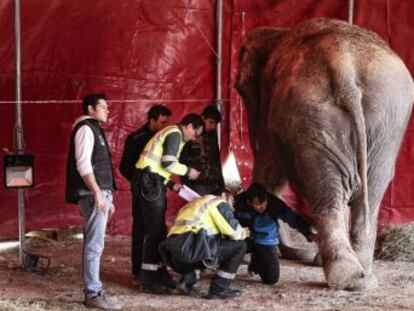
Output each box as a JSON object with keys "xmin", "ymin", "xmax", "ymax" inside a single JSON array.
[
  {"xmin": 132, "ymin": 113, "xmax": 203, "ymax": 294},
  {"xmin": 160, "ymin": 194, "xmax": 248, "ymax": 300}
]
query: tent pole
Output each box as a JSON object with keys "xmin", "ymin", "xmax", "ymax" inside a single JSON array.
[
  {"xmin": 14, "ymin": 0, "xmax": 26, "ymax": 266},
  {"xmin": 348, "ymin": 0, "xmax": 354, "ymax": 25},
  {"xmin": 215, "ymin": 0, "xmax": 223, "ymax": 149}
]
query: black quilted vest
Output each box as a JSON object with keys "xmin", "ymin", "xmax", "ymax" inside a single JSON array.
[{"xmin": 65, "ymin": 119, "xmax": 116, "ymax": 204}]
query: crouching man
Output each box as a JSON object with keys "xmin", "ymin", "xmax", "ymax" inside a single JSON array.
[
  {"xmin": 160, "ymin": 194, "xmax": 248, "ymax": 299},
  {"xmin": 234, "ymin": 183, "xmax": 315, "ymax": 285}
]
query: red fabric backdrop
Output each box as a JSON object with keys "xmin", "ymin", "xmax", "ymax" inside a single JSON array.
[{"xmin": 0, "ymin": 0, "xmax": 413, "ymax": 237}]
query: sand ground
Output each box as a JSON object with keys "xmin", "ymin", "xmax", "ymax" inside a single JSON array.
[{"xmin": 0, "ymin": 233, "xmax": 413, "ymax": 311}]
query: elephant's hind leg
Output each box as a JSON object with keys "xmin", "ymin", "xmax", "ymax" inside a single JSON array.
[
  {"xmin": 349, "ymin": 192, "xmax": 381, "ymax": 290},
  {"xmin": 295, "ymin": 149, "xmax": 365, "ymax": 290},
  {"xmin": 314, "ymin": 208, "xmax": 365, "ymax": 290},
  {"xmin": 349, "ymin": 92, "xmax": 411, "ymax": 290},
  {"xmin": 349, "ymin": 145, "xmax": 399, "ymax": 290}
]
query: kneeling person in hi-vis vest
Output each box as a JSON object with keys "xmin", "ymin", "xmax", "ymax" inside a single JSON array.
[
  {"xmin": 160, "ymin": 194, "xmax": 248, "ymax": 300},
  {"xmin": 133, "ymin": 113, "xmax": 203, "ymax": 293}
]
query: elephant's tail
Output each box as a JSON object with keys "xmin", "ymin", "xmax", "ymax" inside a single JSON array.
[
  {"xmin": 348, "ymin": 95, "xmax": 370, "ymax": 235},
  {"xmin": 331, "ymin": 53, "xmax": 370, "ymax": 235}
]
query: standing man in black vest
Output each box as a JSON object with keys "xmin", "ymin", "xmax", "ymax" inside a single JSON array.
[
  {"xmin": 119, "ymin": 104, "xmax": 172, "ymax": 284},
  {"xmin": 66, "ymin": 93, "xmax": 122, "ymax": 310}
]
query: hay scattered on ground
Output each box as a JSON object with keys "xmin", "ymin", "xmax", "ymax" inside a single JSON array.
[
  {"xmin": 2, "ymin": 233, "xmax": 414, "ymax": 311},
  {"xmin": 0, "ymin": 298, "xmax": 80, "ymax": 311},
  {"xmin": 375, "ymin": 223, "xmax": 414, "ymax": 262}
]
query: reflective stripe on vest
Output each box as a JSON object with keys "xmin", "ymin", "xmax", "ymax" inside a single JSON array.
[
  {"xmin": 141, "ymin": 263, "xmax": 162, "ymax": 271},
  {"xmin": 173, "ymin": 196, "xmax": 223, "ymax": 228},
  {"xmin": 140, "ymin": 150, "xmax": 161, "ymax": 163}
]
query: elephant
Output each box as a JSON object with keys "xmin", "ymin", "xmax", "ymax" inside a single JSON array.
[{"xmin": 236, "ymin": 18, "xmax": 414, "ymax": 290}]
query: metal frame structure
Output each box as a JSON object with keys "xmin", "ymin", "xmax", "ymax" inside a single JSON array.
[
  {"xmin": 215, "ymin": 0, "xmax": 223, "ymax": 149},
  {"xmin": 14, "ymin": 0, "xmax": 26, "ymax": 265},
  {"xmin": 348, "ymin": 0, "xmax": 354, "ymax": 25}
]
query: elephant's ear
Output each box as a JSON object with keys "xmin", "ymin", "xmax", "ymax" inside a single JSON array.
[
  {"xmin": 236, "ymin": 27, "xmax": 287, "ymax": 107},
  {"xmin": 236, "ymin": 28, "xmax": 275, "ymax": 96},
  {"xmin": 236, "ymin": 27, "xmax": 287, "ymax": 149}
]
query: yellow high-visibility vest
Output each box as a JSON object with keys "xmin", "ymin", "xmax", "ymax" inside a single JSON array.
[
  {"xmin": 169, "ymin": 195, "xmax": 247, "ymax": 240},
  {"xmin": 136, "ymin": 125, "xmax": 187, "ymax": 180}
]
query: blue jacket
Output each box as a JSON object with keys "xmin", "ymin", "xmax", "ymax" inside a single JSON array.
[{"xmin": 234, "ymin": 191, "xmax": 312, "ymax": 246}]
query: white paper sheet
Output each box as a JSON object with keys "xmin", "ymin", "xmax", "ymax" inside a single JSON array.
[{"xmin": 177, "ymin": 184, "xmax": 201, "ymax": 201}]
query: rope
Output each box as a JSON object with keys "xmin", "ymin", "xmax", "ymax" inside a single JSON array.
[{"xmin": 181, "ymin": 0, "xmax": 218, "ymax": 57}]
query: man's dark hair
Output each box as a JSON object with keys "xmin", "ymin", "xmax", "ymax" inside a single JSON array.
[
  {"xmin": 147, "ymin": 104, "xmax": 172, "ymax": 121},
  {"xmin": 202, "ymin": 105, "xmax": 222, "ymax": 123},
  {"xmin": 82, "ymin": 93, "xmax": 107, "ymax": 115},
  {"xmin": 246, "ymin": 183, "xmax": 268, "ymax": 203},
  {"xmin": 180, "ymin": 113, "xmax": 203, "ymax": 129}
]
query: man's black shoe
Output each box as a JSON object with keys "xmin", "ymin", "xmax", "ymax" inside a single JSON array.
[{"xmin": 207, "ymin": 288, "xmax": 242, "ymax": 300}]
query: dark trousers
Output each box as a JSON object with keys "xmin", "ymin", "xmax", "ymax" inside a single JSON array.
[
  {"xmin": 216, "ymin": 240, "xmax": 247, "ymax": 274},
  {"xmin": 249, "ymin": 242, "xmax": 280, "ymax": 284},
  {"xmin": 131, "ymin": 191, "xmax": 145, "ymax": 277},
  {"xmin": 175, "ymin": 239, "xmax": 246, "ymax": 288},
  {"xmin": 135, "ymin": 170, "xmax": 168, "ymax": 285}
]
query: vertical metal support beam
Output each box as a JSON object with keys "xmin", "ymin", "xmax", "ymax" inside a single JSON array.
[
  {"xmin": 348, "ymin": 0, "xmax": 354, "ymax": 25},
  {"xmin": 215, "ymin": 0, "xmax": 223, "ymax": 149},
  {"xmin": 14, "ymin": 0, "xmax": 25, "ymax": 266}
]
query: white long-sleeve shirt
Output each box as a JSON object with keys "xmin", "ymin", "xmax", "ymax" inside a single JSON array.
[{"xmin": 73, "ymin": 116, "xmax": 95, "ymax": 177}]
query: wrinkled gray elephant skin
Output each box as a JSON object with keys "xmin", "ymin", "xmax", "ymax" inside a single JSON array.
[{"xmin": 236, "ymin": 18, "xmax": 414, "ymax": 290}]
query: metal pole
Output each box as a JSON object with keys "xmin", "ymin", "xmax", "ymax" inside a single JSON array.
[
  {"xmin": 215, "ymin": 0, "xmax": 223, "ymax": 149},
  {"xmin": 14, "ymin": 0, "xmax": 25, "ymax": 266},
  {"xmin": 348, "ymin": 0, "xmax": 354, "ymax": 25}
]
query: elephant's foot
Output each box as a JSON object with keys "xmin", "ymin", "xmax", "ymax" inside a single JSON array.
[
  {"xmin": 345, "ymin": 273, "xmax": 378, "ymax": 291},
  {"xmin": 325, "ymin": 255, "xmax": 365, "ymax": 290}
]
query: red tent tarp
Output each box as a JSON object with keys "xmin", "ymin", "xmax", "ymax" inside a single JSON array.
[{"xmin": 1, "ymin": 0, "xmax": 413, "ymax": 237}]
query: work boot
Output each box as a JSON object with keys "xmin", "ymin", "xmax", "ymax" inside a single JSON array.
[
  {"xmin": 207, "ymin": 287, "xmax": 242, "ymax": 300},
  {"xmin": 84, "ymin": 290, "xmax": 123, "ymax": 310},
  {"xmin": 207, "ymin": 275, "xmax": 242, "ymax": 300},
  {"xmin": 141, "ymin": 269, "xmax": 172, "ymax": 293},
  {"xmin": 158, "ymin": 267, "xmax": 177, "ymax": 289}
]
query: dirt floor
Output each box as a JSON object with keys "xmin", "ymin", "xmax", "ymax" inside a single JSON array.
[{"xmin": 1, "ymin": 232, "xmax": 414, "ymax": 311}]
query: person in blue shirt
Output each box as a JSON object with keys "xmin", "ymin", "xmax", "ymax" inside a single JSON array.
[{"xmin": 234, "ymin": 183, "xmax": 314, "ymax": 284}]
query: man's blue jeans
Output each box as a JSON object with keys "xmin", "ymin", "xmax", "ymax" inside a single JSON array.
[{"xmin": 78, "ymin": 190, "xmax": 112, "ymax": 298}]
